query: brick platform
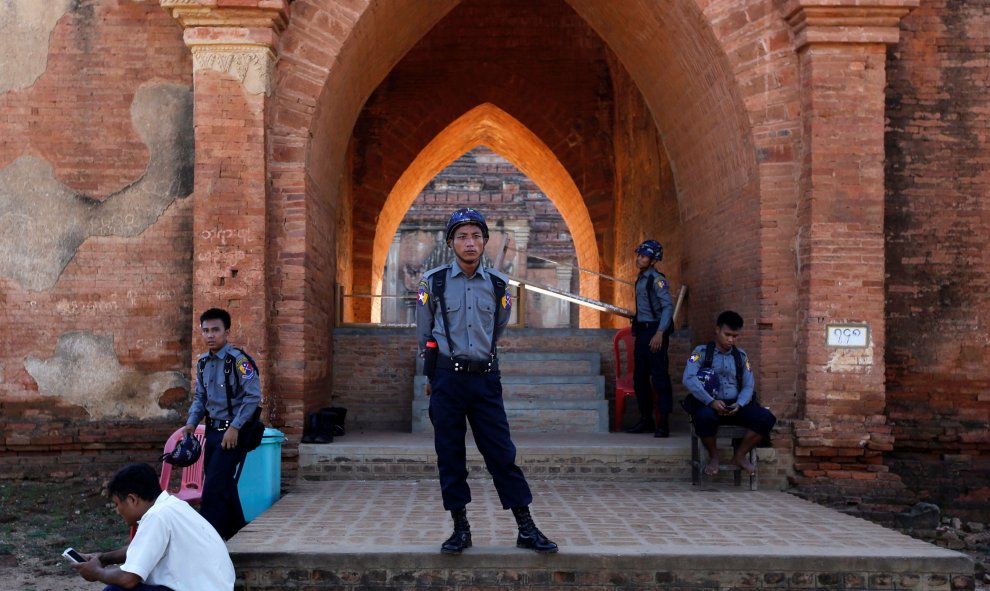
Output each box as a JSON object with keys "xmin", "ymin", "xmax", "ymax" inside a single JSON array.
[{"xmin": 228, "ymin": 479, "xmax": 973, "ymax": 591}]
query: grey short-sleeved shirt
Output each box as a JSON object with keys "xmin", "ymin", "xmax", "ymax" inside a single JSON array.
[
  {"xmin": 681, "ymin": 344, "xmax": 755, "ymax": 407},
  {"xmin": 186, "ymin": 343, "xmax": 262, "ymax": 429},
  {"xmin": 634, "ymin": 267, "xmax": 674, "ymax": 333},
  {"xmin": 415, "ymin": 261, "xmax": 511, "ymax": 363}
]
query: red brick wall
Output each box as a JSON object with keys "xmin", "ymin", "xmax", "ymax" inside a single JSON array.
[
  {"xmin": 0, "ymin": 2, "xmax": 193, "ymax": 479},
  {"xmin": 884, "ymin": 1, "xmax": 990, "ymax": 520}
]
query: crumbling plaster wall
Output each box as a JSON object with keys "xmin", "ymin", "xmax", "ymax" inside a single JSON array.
[{"xmin": 0, "ymin": 0, "xmax": 194, "ymax": 478}]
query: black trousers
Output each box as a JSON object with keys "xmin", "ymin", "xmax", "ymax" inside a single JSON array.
[
  {"xmin": 690, "ymin": 403, "xmax": 777, "ymax": 438},
  {"xmin": 632, "ymin": 323, "xmax": 673, "ymax": 419},
  {"xmin": 429, "ymin": 368, "xmax": 533, "ymax": 511},
  {"xmin": 200, "ymin": 427, "xmax": 247, "ymax": 540}
]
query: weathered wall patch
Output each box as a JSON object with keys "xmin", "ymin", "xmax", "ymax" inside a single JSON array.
[
  {"xmin": 24, "ymin": 331, "xmax": 187, "ymax": 420},
  {"xmin": 0, "ymin": 82, "xmax": 193, "ymax": 290}
]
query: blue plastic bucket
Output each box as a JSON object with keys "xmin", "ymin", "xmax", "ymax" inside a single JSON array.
[{"xmin": 237, "ymin": 427, "xmax": 285, "ymax": 523}]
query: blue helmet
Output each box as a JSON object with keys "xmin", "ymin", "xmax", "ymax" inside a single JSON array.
[
  {"xmin": 161, "ymin": 433, "xmax": 201, "ymax": 468},
  {"xmin": 696, "ymin": 367, "xmax": 720, "ymax": 397},
  {"xmin": 445, "ymin": 208, "xmax": 489, "ymax": 242},
  {"xmin": 635, "ymin": 240, "xmax": 663, "ymax": 261}
]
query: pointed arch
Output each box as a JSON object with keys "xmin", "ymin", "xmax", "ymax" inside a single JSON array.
[{"xmin": 371, "ymin": 103, "xmax": 600, "ymax": 327}]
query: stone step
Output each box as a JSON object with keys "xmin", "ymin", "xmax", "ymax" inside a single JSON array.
[
  {"xmin": 495, "ymin": 351, "xmax": 600, "ymax": 375},
  {"xmin": 411, "ymin": 373, "xmax": 608, "ymax": 433},
  {"xmin": 414, "ymin": 374, "xmax": 604, "ymax": 401},
  {"xmin": 298, "ymin": 431, "xmax": 702, "ymax": 483}
]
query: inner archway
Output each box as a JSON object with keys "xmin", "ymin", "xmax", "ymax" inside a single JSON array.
[{"xmin": 371, "ymin": 103, "xmax": 601, "ymax": 327}]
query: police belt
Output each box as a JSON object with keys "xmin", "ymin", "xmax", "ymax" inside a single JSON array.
[
  {"xmin": 436, "ymin": 356, "xmax": 498, "ymax": 374},
  {"xmin": 207, "ymin": 417, "xmax": 232, "ymax": 431},
  {"xmin": 632, "ymin": 320, "xmax": 660, "ymax": 330}
]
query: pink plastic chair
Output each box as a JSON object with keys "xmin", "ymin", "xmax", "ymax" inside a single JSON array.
[
  {"xmin": 131, "ymin": 425, "xmax": 207, "ymax": 540},
  {"xmin": 159, "ymin": 425, "xmax": 207, "ymax": 505},
  {"xmin": 612, "ymin": 327, "xmax": 658, "ymax": 431}
]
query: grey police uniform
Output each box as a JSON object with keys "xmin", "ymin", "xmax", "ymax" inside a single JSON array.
[
  {"xmin": 634, "ymin": 267, "xmax": 673, "ymax": 331},
  {"xmin": 631, "ymin": 266, "xmax": 675, "ymax": 426},
  {"xmin": 187, "ymin": 343, "xmax": 262, "ymax": 431},
  {"xmin": 681, "ymin": 344, "xmax": 775, "ymax": 438},
  {"xmin": 415, "ymin": 261, "xmax": 532, "ymax": 511},
  {"xmin": 186, "ymin": 342, "xmax": 261, "ymax": 540},
  {"xmin": 416, "ymin": 262, "xmax": 511, "ymax": 364}
]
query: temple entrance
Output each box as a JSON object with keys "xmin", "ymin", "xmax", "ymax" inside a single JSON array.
[{"xmin": 379, "ymin": 146, "xmax": 581, "ymax": 329}]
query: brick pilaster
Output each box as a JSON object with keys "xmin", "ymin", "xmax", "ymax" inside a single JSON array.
[
  {"xmin": 160, "ymin": 0, "xmax": 289, "ymax": 421},
  {"xmin": 785, "ymin": 0, "xmax": 917, "ymax": 500}
]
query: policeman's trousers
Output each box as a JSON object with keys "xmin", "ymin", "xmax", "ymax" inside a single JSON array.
[
  {"xmin": 429, "ymin": 368, "xmax": 533, "ymax": 511},
  {"xmin": 201, "ymin": 428, "xmax": 248, "ymax": 540},
  {"xmin": 633, "ymin": 327, "xmax": 673, "ymax": 418}
]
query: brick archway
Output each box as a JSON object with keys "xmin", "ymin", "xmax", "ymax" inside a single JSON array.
[
  {"xmin": 267, "ymin": 0, "xmax": 773, "ymax": 432},
  {"xmin": 370, "ymin": 103, "xmax": 601, "ymax": 328}
]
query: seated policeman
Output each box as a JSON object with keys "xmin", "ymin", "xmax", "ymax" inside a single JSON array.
[
  {"xmin": 682, "ymin": 310, "xmax": 776, "ymax": 476},
  {"xmin": 71, "ymin": 463, "xmax": 235, "ymax": 591}
]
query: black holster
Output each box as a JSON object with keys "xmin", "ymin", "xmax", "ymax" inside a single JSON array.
[{"xmin": 424, "ymin": 339, "xmax": 438, "ymax": 380}]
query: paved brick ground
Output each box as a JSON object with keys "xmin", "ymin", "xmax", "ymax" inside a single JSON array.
[
  {"xmin": 229, "ymin": 479, "xmax": 964, "ymax": 561},
  {"xmin": 230, "ymin": 433, "xmax": 973, "ymax": 589}
]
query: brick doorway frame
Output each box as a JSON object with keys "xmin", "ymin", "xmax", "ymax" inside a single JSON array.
[{"xmin": 162, "ymin": 0, "xmax": 918, "ymax": 493}]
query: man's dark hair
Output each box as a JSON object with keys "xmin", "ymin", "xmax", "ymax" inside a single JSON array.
[
  {"xmin": 200, "ymin": 308, "xmax": 231, "ymax": 330},
  {"xmin": 107, "ymin": 463, "xmax": 162, "ymax": 502},
  {"xmin": 716, "ymin": 310, "xmax": 744, "ymax": 331}
]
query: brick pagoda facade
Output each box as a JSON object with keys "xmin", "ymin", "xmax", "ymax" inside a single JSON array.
[{"xmin": 0, "ymin": 0, "xmax": 986, "ymax": 519}]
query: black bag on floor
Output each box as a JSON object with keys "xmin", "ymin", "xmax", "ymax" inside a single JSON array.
[
  {"xmin": 320, "ymin": 407, "xmax": 347, "ymax": 437},
  {"xmin": 302, "ymin": 410, "xmax": 334, "ymax": 444}
]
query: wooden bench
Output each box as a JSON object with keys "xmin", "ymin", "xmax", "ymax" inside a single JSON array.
[{"xmin": 690, "ymin": 424, "xmax": 758, "ymax": 490}]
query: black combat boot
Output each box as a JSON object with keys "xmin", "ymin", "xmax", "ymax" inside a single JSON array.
[
  {"xmin": 623, "ymin": 418, "xmax": 655, "ymax": 434},
  {"xmin": 441, "ymin": 508, "xmax": 472, "ymax": 555},
  {"xmin": 654, "ymin": 414, "xmax": 670, "ymax": 438},
  {"xmin": 512, "ymin": 506, "xmax": 558, "ymax": 553}
]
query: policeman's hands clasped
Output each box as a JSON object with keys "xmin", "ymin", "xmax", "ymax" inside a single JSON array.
[{"xmin": 710, "ymin": 399, "xmax": 739, "ymax": 416}]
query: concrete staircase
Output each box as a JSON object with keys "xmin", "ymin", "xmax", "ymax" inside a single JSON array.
[{"xmin": 411, "ymin": 351, "xmax": 609, "ymax": 434}]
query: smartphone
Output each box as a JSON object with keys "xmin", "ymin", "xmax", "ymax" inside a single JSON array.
[{"xmin": 62, "ymin": 548, "xmax": 85, "ymax": 563}]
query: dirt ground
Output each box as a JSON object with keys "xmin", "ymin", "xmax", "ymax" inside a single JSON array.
[
  {"xmin": 0, "ymin": 480, "xmax": 121, "ymax": 591},
  {"xmin": 1, "ymin": 480, "xmax": 987, "ymax": 591}
]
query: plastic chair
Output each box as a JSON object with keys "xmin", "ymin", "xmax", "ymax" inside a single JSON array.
[
  {"xmin": 690, "ymin": 424, "xmax": 758, "ymax": 490},
  {"xmin": 613, "ymin": 327, "xmax": 660, "ymax": 431},
  {"xmin": 613, "ymin": 327, "xmax": 636, "ymax": 431},
  {"xmin": 131, "ymin": 425, "xmax": 207, "ymax": 540},
  {"xmin": 160, "ymin": 425, "xmax": 207, "ymax": 505}
]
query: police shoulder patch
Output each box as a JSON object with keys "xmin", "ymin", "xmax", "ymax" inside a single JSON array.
[
  {"xmin": 656, "ymin": 278, "xmax": 668, "ymax": 290},
  {"xmin": 689, "ymin": 352, "xmax": 701, "ymax": 364},
  {"xmin": 501, "ymin": 292, "xmax": 512, "ymax": 310},
  {"xmin": 417, "ymin": 281, "xmax": 429, "ymax": 306},
  {"xmin": 236, "ymin": 356, "xmax": 256, "ymax": 380}
]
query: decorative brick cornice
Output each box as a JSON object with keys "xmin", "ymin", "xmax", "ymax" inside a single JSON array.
[
  {"xmin": 784, "ymin": 0, "xmax": 919, "ymax": 49},
  {"xmin": 190, "ymin": 44, "xmax": 276, "ymax": 96},
  {"xmin": 160, "ymin": 0, "xmax": 288, "ymax": 33},
  {"xmin": 160, "ymin": 0, "xmax": 288, "ymax": 95}
]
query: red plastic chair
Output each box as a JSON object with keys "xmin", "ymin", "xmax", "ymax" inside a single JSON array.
[
  {"xmin": 160, "ymin": 425, "xmax": 207, "ymax": 505},
  {"xmin": 613, "ymin": 327, "xmax": 659, "ymax": 431}
]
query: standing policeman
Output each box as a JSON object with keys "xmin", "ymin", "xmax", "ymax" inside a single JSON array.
[
  {"xmin": 625, "ymin": 240, "xmax": 675, "ymax": 437},
  {"xmin": 416, "ymin": 208, "xmax": 557, "ymax": 555},
  {"xmin": 183, "ymin": 308, "xmax": 261, "ymax": 540}
]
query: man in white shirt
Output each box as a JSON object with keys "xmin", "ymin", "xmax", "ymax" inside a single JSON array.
[{"xmin": 72, "ymin": 463, "xmax": 235, "ymax": 591}]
